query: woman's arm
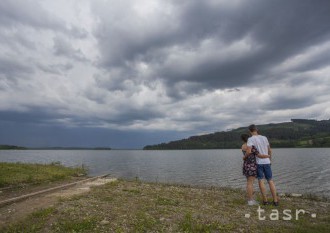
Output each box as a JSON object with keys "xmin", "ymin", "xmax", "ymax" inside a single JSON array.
[
  {"xmin": 241, "ymin": 144, "xmax": 249, "ymax": 160},
  {"xmin": 243, "ymin": 153, "xmax": 249, "ymax": 160}
]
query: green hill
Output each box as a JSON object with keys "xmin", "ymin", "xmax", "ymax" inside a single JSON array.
[{"xmin": 144, "ymin": 119, "xmax": 330, "ymax": 150}]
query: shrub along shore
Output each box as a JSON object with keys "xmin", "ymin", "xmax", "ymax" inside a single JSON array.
[{"xmin": 0, "ymin": 163, "xmax": 330, "ymax": 232}]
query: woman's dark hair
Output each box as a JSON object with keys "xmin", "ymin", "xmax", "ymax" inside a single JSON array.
[{"xmin": 241, "ymin": 133, "xmax": 250, "ymax": 142}]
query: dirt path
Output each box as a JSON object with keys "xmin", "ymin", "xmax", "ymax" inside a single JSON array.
[{"xmin": 0, "ymin": 177, "xmax": 117, "ymax": 226}]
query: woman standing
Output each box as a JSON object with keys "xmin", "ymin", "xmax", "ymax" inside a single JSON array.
[{"xmin": 241, "ymin": 134, "xmax": 258, "ymax": 205}]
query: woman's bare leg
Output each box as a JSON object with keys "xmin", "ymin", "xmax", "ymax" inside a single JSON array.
[{"xmin": 246, "ymin": 176, "xmax": 255, "ymax": 200}]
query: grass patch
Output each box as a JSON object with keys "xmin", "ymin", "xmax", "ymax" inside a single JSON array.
[
  {"xmin": 52, "ymin": 217, "xmax": 98, "ymax": 232},
  {"xmin": 0, "ymin": 162, "xmax": 87, "ymax": 188},
  {"xmin": 122, "ymin": 188, "xmax": 141, "ymax": 194},
  {"xmin": 1, "ymin": 207, "xmax": 56, "ymax": 233},
  {"xmin": 1, "ymin": 179, "xmax": 329, "ymax": 232},
  {"xmin": 156, "ymin": 196, "xmax": 180, "ymax": 206},
  {"xmin": 133, "ymin": 211, "xmax": 158, "ymax": 232},
  {"xmin": 178, "ymin": 212, "xmax": 235, "ymax": 232}
]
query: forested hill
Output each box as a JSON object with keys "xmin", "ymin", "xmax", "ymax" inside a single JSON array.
[{"xmin": 144, "ymin": 119, "xmax": 330, "ymax": 150}]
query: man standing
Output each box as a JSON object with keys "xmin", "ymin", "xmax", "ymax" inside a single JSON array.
[{"xmin": 246, "ymin": 124, "xmax": 279, "ymax": 206}]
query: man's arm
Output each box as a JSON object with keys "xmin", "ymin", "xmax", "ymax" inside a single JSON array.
[
  {"xmin": 268, "ymin": 145, "xmax": 272, "ymax": 160},
  {"xmin": 256, "ymin": 141, "xmax": 271, "ymax": 158},
  {"xmin": 256, "ymin": 153, "xmax": 270, "ymax": 158},
  {"xmin": 247, "ymin": 146, "xmax": 270, "ymax": 158}
]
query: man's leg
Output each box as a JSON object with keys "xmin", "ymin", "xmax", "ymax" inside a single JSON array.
[
  {"xmin": 258, "ymin": 179, "xmax": 268, "ymax": 202},
  {"xmin": 264, "ymin": 164, "xmax": 278, "ymax": 203},
  {"xmin": 268, "ymin": 180, "xmax": 278, "ymax": 202},
  {"xmin": 257, "ymin": 164, "xmax": 268, "ymax": 202}
]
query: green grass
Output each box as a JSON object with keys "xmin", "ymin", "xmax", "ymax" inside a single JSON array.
[
  {"xmin": 178, "ymin": 212, "xmax": 233, "ymax": 232},
  {"xmin": 52, "ymin": 217, "xmax": 98, "ymax": 232},
  {"xmin": 156, "ymin": 196, "xmax": 180, "ymax": 206},
  {"xmin": 1, "ymin": 207, "xmax": 56, "ymax": 233},
  {"xmin": 0, "ymin": 162, "xmax": 87, "ymax": 188}
]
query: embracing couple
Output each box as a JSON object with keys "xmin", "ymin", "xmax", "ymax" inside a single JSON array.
[{"xmin": 241, "ymin": 124, "xmax": 279, "ymax": 206}]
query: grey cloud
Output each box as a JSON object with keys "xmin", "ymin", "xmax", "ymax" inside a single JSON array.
[
  {"xmin": 107, "ymin": 108, "xmax": 163, "ymax": 125},
  {"xmin": 0, "ymin": 0, "xmax": 65, "ymax": 31},
  {"xmin": 68, "ymin": 26, "xmax": 89, "ymax": 39},
  {"xmin": 37, "ymin": 63, "xmax": 73, "ymax": 75},
  {"xmin": 0, "ymin": 0, "xmax": 87, "ymax": 38},
  {"xmin": 54, "ymin": 37, "xmax": 87, "ymax": 62},
  {"xmin": 0, "ymin": 30, "xmax": 36, "ymax": 50},
  {"xmin": 0, "ymin": 56, "xmax": 34, "ymax": 81},
  {"xmin": 53, "ymin": 36, "xmax": 88, "ymax": 62},
  {"xmin": 293, "ymin": 48, "xmax": 330, "ymax": 73}
]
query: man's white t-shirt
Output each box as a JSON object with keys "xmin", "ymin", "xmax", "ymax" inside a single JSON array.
[{"xmin": 247, "ymin": 135, "xmax": 271, "ymax": 165}]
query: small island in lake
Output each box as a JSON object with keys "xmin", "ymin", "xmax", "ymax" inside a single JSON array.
[{"xmin": 0, "ymin": 145, "xmax": 27, "ymax": 150}]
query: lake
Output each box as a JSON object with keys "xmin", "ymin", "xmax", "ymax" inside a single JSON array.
[{"xmin": 1, "ymin": 148, "xmax": 330, "ymax": 197}]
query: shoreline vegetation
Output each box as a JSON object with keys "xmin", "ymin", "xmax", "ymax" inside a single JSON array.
[
  {"xmin": 0, "ymin": 162, "xmax": 87, "ymax": 188},
  {"xmin": 144, "ymin": 119, "xmax": 330, "ymax": 150},
  {"xmin": 0, "ymin": 145, "xmax": 111, "ymax": 150},
  {"xmin": 0, "ymin": 163, "xmax": 330, "ymax": 232}
]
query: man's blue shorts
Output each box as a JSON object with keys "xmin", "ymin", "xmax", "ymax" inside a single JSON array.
[{"xmin": 257, "ymin": 164, "xmax": 273, "ymax": 181}]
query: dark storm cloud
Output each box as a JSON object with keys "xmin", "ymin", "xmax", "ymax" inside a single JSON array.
[
  {"xmin": 0, "ymin": 108, "xmax": 177, "ymax": 149},
  {"xmin": 265, "ymin": 96, "xmax": 316, "ymax": 111},
  {"xmin": 0, "ymin": 118, "xmax": 189, "ymax": 149},
  {"xmin": 0, "ymin": 109, "xmax": 67, "ymax": 127},
  {"xmin": 172, "ymin": 0, "xmax": 330, "ymax": 88},
  {"xmin": 0, "ymin": 104, "xmax": 161, "ymax": 131},
  {"xmin": 93, "ymin": 0, "xmax": 330, "ymax": 94}
]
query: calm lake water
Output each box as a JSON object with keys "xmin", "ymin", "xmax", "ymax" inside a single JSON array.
[{"xmin": 1, "ymin": 149, "xmax": 330, "ymax": 197}]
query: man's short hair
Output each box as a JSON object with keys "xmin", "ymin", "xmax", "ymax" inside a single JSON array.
[{"xmin": 248, "ymin": 124, "xmax": 258, "ymax": 132}]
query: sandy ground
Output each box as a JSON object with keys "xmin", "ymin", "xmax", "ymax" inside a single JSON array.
[{"xmin": 0, "ymin": 177, "xmax": 117, "ymax": 226}]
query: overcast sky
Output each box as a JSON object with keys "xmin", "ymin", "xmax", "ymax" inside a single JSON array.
[{"xmin": 1, "ymin": 0, "xmax": 330, "ymax": 148}]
